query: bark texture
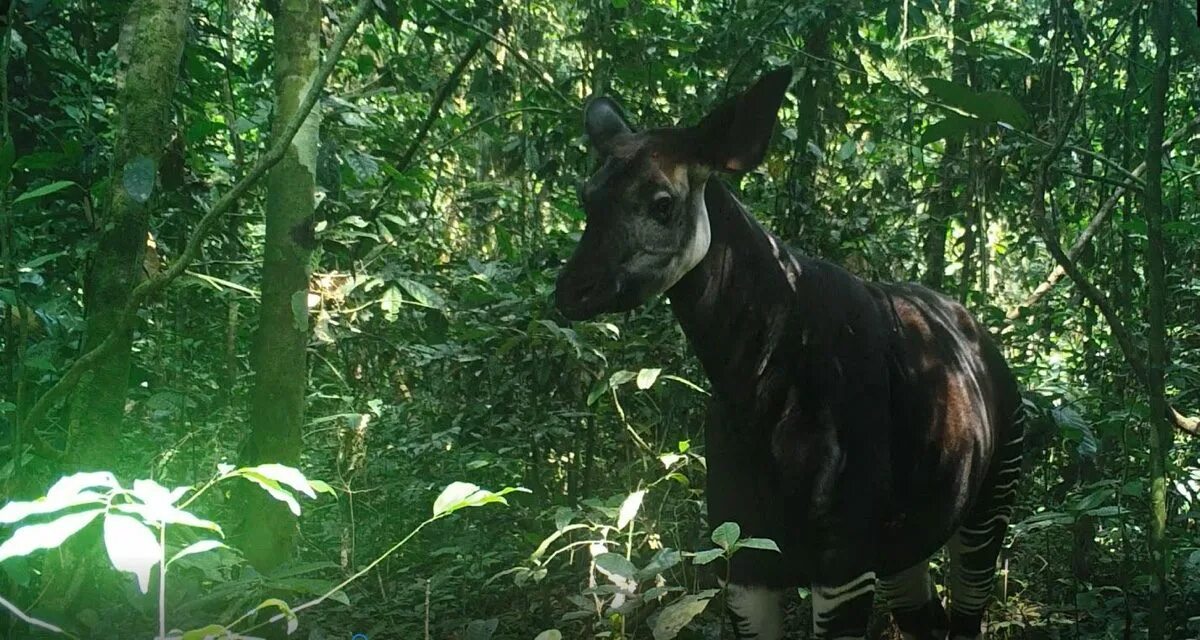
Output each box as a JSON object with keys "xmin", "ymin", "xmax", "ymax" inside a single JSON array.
[
  {"xmin": 234, "ymin": 0, "xmax": 321, "ymax": 571},
  {"xmin": 68, "ymin": 0, "xmax": 189, "ymax": 470}
]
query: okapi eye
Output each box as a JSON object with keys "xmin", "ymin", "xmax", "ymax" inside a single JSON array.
[{"xmin": 649, "ymin": 194, "xmax": 674, "ymax": 222}]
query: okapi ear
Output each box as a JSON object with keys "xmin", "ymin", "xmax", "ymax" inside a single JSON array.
[
  {"xmin": 584, "ymin": 97, "xmax": 633, "ymax": 156},
  {"xmin": 693, "ymin": 66, "xmax": 793, "ymax": 172}
]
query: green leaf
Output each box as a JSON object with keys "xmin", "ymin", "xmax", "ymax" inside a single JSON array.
[
  {"xmin": 593, "ymin": 552, "xmax": 637, "ymax": 580},
  {"xmin": 688, "ymin": 548, "xmax": 724, "ymax": 565},
  {"xmin": 181, "ymin": 624, "xmax": 230, "ymax": 640},
  {"xmin": 168, "ymin": 540, "xmax": 228, "ymax": 565},
  {"xmin": 711, "ymin": 521, "xmax": 741, "ymax": 550},
  {"xmin": 0, "ymin": 509, "xmax": 103, "ymax": 561},
  {"xmin": 432, "ymin": 482, "xmax": 528, "ymax": 517},
  {"xmin": 396, "ymin": 277, "xmax": 445, "ymax": 309},
  {"xmin": 290, "ymin": 290, "xmax": 310, "ymax": 332},
  {"xmin": 919, "ymin": 115, "xmax": 977, "ymax": 145},
  {"xmin": 837, "ymin": 139, "xmax": 857, "ymax": 161},
  {"xmin": 609, "ymin": 370, "xmax": 637, "ymax": 388},
  {"xmin": 534, "ymin": 631, "xmax": 563, "ymax": 640},
  {"xmin": 253, "ymin": 598, "xmax": 298, "ymax": 635},
  {"xmin": 122, "ymin": 156, "xmax": 156, "ymax": 203},
  {"xmin": 636, "ymin": 368, "xmax": 661, "ymax": 390},
  {"xmin": 103, "ymin": 514, "xmax": 160, "ymax": 594},
  {"xmin": 652, "ymin": 590, "xmax": 718, "ymax": 640},
  {"xmin": 465, "ymin": 618, "xmax": 499, "ymax": 640},
  {"xmin": 617, "ymin": 490, "xmax": 645, "ymax": 529},
  {"xmin": 238, "ymin": 472, "xmax": 301, "ymax": 516},
  {"xmin": 12, "ymin": 180, "xmax": 77, "ymax": 205},
  {"xmin": 240, "ymin": 464, "xmax": 318, "ymax": 499},
  {"xmin": 736, "ymin": 538, "xmax": 781, "ymax": 553}
]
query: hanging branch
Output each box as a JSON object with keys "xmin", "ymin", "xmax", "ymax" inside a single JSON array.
[
  {"xmin": 1009, "ymin": 112, "xmax": 1200, "ymax": 323},
  {"xmin": 17, "ymin": 0, "xmax": 379, "ymax": 460},
  {"xmin": 1028, "ymin": 59, "xmax": 1197, "ymax": 437}
]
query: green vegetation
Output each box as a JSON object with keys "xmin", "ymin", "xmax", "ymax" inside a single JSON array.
[{"xmin": 1, "ymin": 0, "xmax": 1198, "ymax": 637}]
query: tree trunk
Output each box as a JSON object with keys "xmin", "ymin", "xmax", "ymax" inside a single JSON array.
[
  {"xmin": 922, "ymin": 0, "xmax": 973, "ymax": 291},
  {"xmin": 1143, "ymin": 0, "xmax": 1172, "ymax": 637},
  {"xmin": 67, "ymin": 0, "xmax": 189, "ymax": 470},
  {"xmin": 777, "ymin": 23, "xmax": 829, "ymax": 243},
  {"xmin": 233, "ymin": 0, "xmax": 321, "ymax": 572}
]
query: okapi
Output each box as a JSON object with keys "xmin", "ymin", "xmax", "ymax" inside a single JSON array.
[{"xmin": 553, "ymin": 67, "xmax": 1024, "ymax": 639}]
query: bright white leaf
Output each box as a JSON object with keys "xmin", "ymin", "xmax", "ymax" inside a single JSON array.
[
  {"xmin": 114, "ymin": 502, "xmax": 223, "ymax": 535},
  {"xmin": 132, "ymin": 479, "xmax": 190, "ymax": 506},
  {"xmin": 432, "ymin": 483, "xmax": 529, "ymax": 517},
  {"xmin": 45, "ymin": 471, "xmax": 118, "ymax": 502},
  {"xmin": 241, "ymin": 464, "xmax": 317, "ymax": 499},
  {"xmin": 636, "ymin": 368, "xmax": 661, "ymax": 390},
  {"xmin": 103, "ymin": 514, "xmax": 161, "ymax": 594},
  {"xmin": 617, "ymin": 490, "xmax": 645, "ymax": 530},
  {"xmin": 168, "ymin": 540, "xmax": 228, "ymax": 565},
  {"xmin": 0, "ymin": 509, "xmax": 103, "ymax": 562},
  {"xmin": 239, "ymin": 473, "xmax": 301, "ymax": 516},
  {"xmin": 0, "ymin": 490, "xmax": 106, "ymax": 524}
]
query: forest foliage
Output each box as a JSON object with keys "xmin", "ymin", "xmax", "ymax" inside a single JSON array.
[{"xmin": 1, "ymin": 0, "xmax": 1199, "ymax": 638}]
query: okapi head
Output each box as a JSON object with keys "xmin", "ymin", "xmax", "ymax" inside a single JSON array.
[{"xmin": 555, "ymin": 67, "xmax": 793, "ymax": 320}]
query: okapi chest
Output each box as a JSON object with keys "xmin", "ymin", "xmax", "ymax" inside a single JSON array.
[{"xmin": 555, "ymin": 66, "xmax": 1023, "ymax": 640}]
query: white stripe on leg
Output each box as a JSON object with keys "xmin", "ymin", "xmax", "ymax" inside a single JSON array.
[{"xmin": 725, "ymin": 583, "xmax": 786, "ymax": 640}]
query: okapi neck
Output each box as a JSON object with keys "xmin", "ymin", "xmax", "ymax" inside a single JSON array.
[{"xmin": 666, "ymin": 179, "xmax": 804, "ymax": 407}]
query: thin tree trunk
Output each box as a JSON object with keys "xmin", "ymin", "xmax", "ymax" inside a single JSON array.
[
  {"xmin": 67, "ymin": 0, "xmax": 189, "ymax": 470},
  {"xmin": 233, "ymin": 0, "xmax": 321, "ymax": 572},
  {"xmin": 1144, "ymin": 0, "xmax": 1172, "ymax": 636},
  {"xmin": 922, "ymin": 0, "xmax": 973, "ymax": 291},
  {"xmin": 778, "ymin": 23, "xmax": 829, "ymax": 242}
]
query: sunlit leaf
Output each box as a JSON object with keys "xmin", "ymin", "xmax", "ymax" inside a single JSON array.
[
  {"xmin": 103, "ymin": 513, "xmax": 161, "ymax": 593},
  {"xmin": 636, "ymin": 368, "xmax": 661, "ymax": 389},
  {"xmin": 0, "ymin": 509, "xmax": 103, "ymax": 561},
  {"xmin": 617, "ymin": 490, "xmax": 645, "ymax": 529}
]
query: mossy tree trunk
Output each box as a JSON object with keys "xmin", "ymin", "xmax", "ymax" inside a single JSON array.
[
  {"xmin": 67, "ymin": 0, "xmax": 188, "ymax": 470},
  {"xmin": 1144, "ymin": 0, "xmax": 1172, "ymax": 636},
  {"xmin": 233, "ymin": 0, "xmax": 321, "ymax": 572}
]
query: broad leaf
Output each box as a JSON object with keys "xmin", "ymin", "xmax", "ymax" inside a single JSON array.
[
  {"xmin": 0, "ymin": 490, "xmax": 106, "ymax": 524},
  {"xmin": 652, "ymin": 590, "xmax": 718, "ymax": 640},
  {"xmin": 103, "ymin": 514, "xmax": 161, "ymax": 594},
  {"xmin": 168, "ymin": 540, "xmax": 228, "ymax": 565},
  {"xmin": 593, "ymin": 552, "xmax": 637, "ymax": 580},
  {"xmin": 736, "ymin": 537, "xmax": 781, "ymax": 553},
  {"xmin": 636, "ymin": 368, "xmax": 661, "ymax": 390},
  {"xmin": 0, "ymin": 509, "xmax": 103, "ymax": 561},
  {"xmin": 688, "ymin": 548, "xmax": 723, "ymax": 565},
  {"xmin": 12, "ymin": 180, "xmax": 76, "ymax": 205},
  {"xmin": 711, "ymin": 521, "xmax": 741, "ymax": 550},
  {"xmin": 617, "ymin": 490, "xmax": 645, "ymax": 529}
]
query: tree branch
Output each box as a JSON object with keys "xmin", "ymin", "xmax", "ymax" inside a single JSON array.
[
  {"xmin": 1027, "ymin": 62, "xmax": 1197, "ymax": 437},
  {"xmin": 17, "ymin": 0, "xmax": 379, "ymax": 460},
  {"xmin": 1009, "ymin": 112, "xmax": 1200, "ymax": 322},
  {"xmin": 392, "ymin": 30, "xmax": 491, "ymax": 175}
]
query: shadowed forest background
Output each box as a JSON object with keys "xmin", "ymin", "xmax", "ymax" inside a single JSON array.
[{"xmin": 1, "ymin": 0, "xmax": 1199, "ymax": 638}]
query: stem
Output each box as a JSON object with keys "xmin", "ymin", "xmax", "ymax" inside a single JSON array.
[{"xmin": 158, "ymin": 523, "xmax": 167, "ymax": 640}]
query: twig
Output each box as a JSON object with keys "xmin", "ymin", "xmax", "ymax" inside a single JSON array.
[
  {"xmin": 1027, "ymin": 51, "xmax": 1197, "ymax": 437},
  {"xmin": 1008, "ymin": 112, "xmax": 1200, "ymax": 322},
  {"xmin": 16, "ymin": 0, "xmax": 379, "ymax": 460},
  {"xmin": 424, "ymin": 0, "xmax": 572, "ymax": 106}
]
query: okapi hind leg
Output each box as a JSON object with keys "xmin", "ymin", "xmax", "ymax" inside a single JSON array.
[
  {"xmin": 724, "ymin": 583, "xmax": 786, "ymax": 640},
  {"xmin": 877, "ymin": 561, "xmax": 948, "ymax": 640},
  {"xmin": 811, "ymin": 571, "xmax": 876, "ymax": 639},
  {"xmin": 948, "ymin": 414, "xmax": 1024, "ymax": 639}
]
